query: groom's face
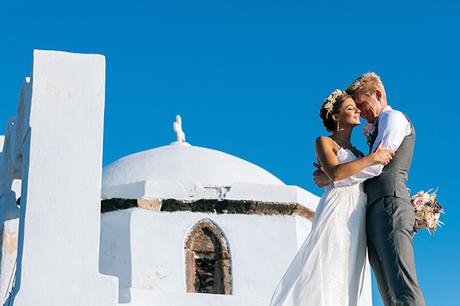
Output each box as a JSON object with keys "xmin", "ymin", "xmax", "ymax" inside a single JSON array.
[{"xmin": 354, "ymin": 92, "xmax": 382, "ymax": 123}]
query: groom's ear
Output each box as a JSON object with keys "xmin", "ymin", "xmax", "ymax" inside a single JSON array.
[{"xmin": 375, "ymin": 89, "xmax": 382, "ymax": 101}]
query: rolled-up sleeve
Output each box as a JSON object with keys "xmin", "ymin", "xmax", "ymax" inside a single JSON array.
[{"xmin": 333, "ymin": 164, "xmax": 383, "ymax": 187}]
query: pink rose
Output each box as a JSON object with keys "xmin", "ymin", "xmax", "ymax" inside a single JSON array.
[{"xmin": 412, "ymin": 196, "xmax": 425, "ymax": 209}]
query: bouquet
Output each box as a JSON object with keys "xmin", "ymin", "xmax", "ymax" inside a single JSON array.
[{"xmin": 411, "ymin": 189, "xmax": 444, "ymax": 235}]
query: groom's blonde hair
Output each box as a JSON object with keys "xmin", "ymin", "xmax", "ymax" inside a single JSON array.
[{"xmin": 346, "ymin": 72, "xmax": 386, "ymax": 99}]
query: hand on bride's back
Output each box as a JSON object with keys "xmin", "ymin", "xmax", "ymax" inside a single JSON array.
[{"xmin": 371, "ymin": 141, "xmax": 395, "ymax": 165}]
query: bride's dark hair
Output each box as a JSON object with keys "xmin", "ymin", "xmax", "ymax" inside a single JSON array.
[{"xmin": 319, "ymin": 91, "xmax": 351, "ymax": 132}]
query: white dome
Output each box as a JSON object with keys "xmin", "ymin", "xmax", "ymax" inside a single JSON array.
[{"xmin": 102, "ymin": 143, "xmax": 284, "ymax": 188}]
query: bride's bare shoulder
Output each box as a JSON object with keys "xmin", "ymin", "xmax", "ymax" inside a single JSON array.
[
  {"xmin": 315, "ymin": 136, "xmax": 335, "ymax": 151},
  {"xmin": 315, "ymin": 136, "xmax": 343, "ymax": 159},
  {"xmin": 315, "ymin": 135, "xmax": 331, "ymax": 144}
]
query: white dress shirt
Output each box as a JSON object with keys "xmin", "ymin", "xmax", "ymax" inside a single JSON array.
[{"xmin": 333, "ymin": 105, "xmax": 412, "ymax": 187}]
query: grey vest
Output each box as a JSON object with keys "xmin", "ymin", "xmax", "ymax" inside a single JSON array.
[{"xmin": 364, "ymin": 118, "xmax": 415, "ymax": 205}]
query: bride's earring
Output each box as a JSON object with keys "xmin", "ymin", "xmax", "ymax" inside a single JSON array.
[{"xmin": 336, "ymin": 121, "xmax": 340, "ymax": 132}]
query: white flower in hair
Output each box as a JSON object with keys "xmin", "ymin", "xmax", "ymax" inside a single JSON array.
[{"xmin": 323, "ymin": 89, "xmax": 344, "ymax": 117}]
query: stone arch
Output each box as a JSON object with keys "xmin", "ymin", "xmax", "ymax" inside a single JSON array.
[{"xmin": 184, "ymin": 218, "xmax": 232, "ymax": 295}]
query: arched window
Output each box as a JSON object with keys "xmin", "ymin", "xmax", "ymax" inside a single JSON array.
[{"xmin": 184, "ymin": 219, "xmax": 232, "ymax": 295}]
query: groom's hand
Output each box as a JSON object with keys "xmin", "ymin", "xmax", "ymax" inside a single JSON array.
[{"xmin": 312, "ymin": 163, "xmax": 331, "ymax": 187}]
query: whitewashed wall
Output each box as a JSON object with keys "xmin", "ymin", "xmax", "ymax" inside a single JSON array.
[
  {"xmin": 100, "ymin": 209, "xmax": 311, "ymax": 306},
  {"xmin": 10, "ymin": 50, "xmax": 117, "ymax": 306}
]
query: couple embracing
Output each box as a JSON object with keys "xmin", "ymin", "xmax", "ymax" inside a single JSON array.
[{"xmin": 270, "ymin": 72, "xmax": 425, "ymax": 306}]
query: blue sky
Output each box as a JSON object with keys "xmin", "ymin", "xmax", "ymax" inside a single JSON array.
[{"xmin": 1, "ymin": 1, "xmax": 459, "ymax": 304}]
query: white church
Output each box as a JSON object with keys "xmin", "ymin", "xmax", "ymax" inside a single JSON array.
[{"xmin": 0, "ymin": 50, "xmax": 372, "ymax": 306}]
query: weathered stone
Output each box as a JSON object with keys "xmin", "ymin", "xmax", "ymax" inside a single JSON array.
[
  {"xmin": 184, "ymin": 219, "xmax": 232, "ymax": 295},
  {"xmin": 101, "ymin": 198, "xmax": 137, "ymax": 213},
  {"xmin": 101, "ymin": 198, "xmax": 315, "ymax": 221},
  {"xmin": 137, "ymin": 198, "xmax": 162, "ymax": 212}
]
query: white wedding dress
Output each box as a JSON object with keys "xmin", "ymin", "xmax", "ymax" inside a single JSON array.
[{"xmin": 270, "ymin": 148, "xmax": 367, "ymax": 306}]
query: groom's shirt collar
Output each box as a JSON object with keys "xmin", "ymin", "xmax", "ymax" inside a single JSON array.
[{"xmin": 375, "ymin": 105, "xmax": 393, "ymax": 126}]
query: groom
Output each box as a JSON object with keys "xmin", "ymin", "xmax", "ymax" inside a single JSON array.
[{"xmin": 314, "ymin": 72, "xmax": 425, "ymax": 306}]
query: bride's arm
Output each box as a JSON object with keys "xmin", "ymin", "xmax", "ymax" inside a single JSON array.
[{"xmin": 314, "ymin": 136, "xmax": 393, "ymax": 181}]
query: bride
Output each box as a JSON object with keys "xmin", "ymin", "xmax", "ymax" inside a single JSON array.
[{"xmin": 270, "ymin": 90, "xmax": 394, "ymax": 306}]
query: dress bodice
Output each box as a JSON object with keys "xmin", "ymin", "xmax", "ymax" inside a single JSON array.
[
  {"xmin": 337, "ymin": 147, "xmax": 359, "ymax": 164},
  {"xmin": 332, "ymin": 148, "xmax": 366, "ymax": 191}
]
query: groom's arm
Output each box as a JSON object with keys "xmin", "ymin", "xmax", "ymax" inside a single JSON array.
[
  {"xmin": 370, "ymin": 110, "xmax": 411, "ymax": 153},
  {"xmin": 333, "ymin": 110, "xmax": 411, "ymax": 187}
]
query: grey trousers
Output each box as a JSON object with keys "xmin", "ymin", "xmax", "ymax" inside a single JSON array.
[{"xmin": 367, "ymin": 196, "xmax": 425, "ymax": 306}]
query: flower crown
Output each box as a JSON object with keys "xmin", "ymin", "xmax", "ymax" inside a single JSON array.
[{"xmin": 322, "ymin": 89, "xmax": 345, "ymax": 118}]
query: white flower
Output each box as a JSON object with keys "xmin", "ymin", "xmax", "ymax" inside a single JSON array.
[
  {"xmin": 323, "ymin": 101, "xmax": 334, "ymax": 112},
  {"xmin": 322, "ymin": 89, "xmax": 344, "ymax": 117},
  {"xmin": 422, "ymin": 193, "xmax": 431, "ymax": 203}
]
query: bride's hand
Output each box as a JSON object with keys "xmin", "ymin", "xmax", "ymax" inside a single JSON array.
[{"xmin": 371, "ymin": 141, "xmax": 395, "ymax": 165}]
